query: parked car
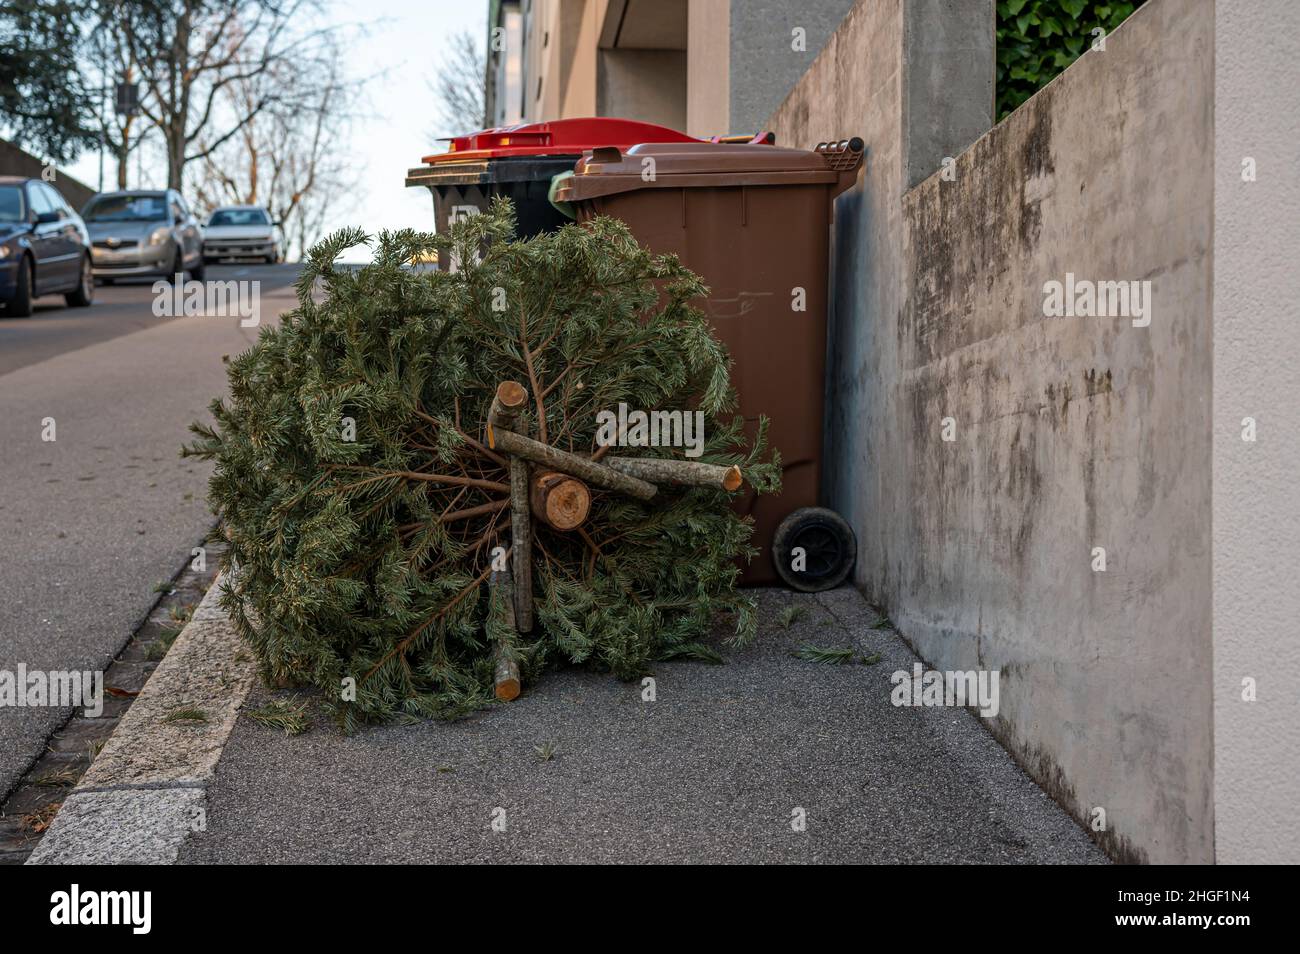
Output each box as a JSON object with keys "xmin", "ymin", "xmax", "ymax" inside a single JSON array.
[
  {"xmin": 202, "ymin": 206, "xmax": 283, "ymax": 264},
  {"xmin": 0, "ymin": 176, "xmax": 94, "ymax": 317},
  {"xmin": 81, "ymin": 189, "xmax": 204, "ymax": 283}
]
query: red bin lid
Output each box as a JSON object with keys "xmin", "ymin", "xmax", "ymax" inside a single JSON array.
[{"xmin": 422, "ymin": 117, "xmax": 704, "ymax": 164}]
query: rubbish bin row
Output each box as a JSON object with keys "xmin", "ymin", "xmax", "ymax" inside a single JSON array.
[{"xmin": 406, "ymin": 118, "xmax": 864, "ymax": 590}]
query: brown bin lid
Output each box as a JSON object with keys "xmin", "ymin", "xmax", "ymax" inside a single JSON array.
[{"xmin": 556, "ymin": 142, "xmax": 851, "ymax": 202}]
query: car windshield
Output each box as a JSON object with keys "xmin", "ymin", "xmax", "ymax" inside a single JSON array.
[
  {"xmin": 208, "ymin": 209, "xmax": 269, "ymax": 227},
  {"xmin": 84, "ymin": 194, "xmax": 168, "ymax": 222},
  {"xmin": 0, "ymin": 186, "xmax": 26, "ymax": 223}
]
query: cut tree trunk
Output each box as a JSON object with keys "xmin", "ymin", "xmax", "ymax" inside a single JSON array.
[
  {"xmin": 488, "ymin": 380, "xmax": 528, "ymax": 431},
  {"xmin": 489, "ymin": 567, "xmax": 521, "ymax": 701},
  {"xmin": 491, "ymin": 428, "xmax": 658, "ymax": 502},
  {"xmin": 509, "ymin": 455, "xmax": 534, "ymax": 632},
  {"xmin": 530, "ymin": 471, "xmax": 592, "ymax": 530},
  {"xmin": 606, "ymin": 457, "xmax": 743, "ymax": 491}
]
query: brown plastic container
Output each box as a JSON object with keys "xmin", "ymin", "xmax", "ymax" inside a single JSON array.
[{"xmin": 554, "ymin": 139, "xmax": 863, "ymax": 586}]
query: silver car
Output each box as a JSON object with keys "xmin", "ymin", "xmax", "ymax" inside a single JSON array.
[
  {"xmin": 82, "ymin": 189, "xmax": 204, "ymax": 283},
  {"xmin": 202, "ymin": 205, "xmax": 284, "ymax": 264}
]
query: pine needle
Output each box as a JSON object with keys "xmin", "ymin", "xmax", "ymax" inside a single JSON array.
[
  {"xmin": 34, "ymin": 768, "xmax": 78, "ymax": 788},
  {"xmin": 162, "ymin": 706, "xmax": 207, "ymax": 725},
  {"xmin": 246, "ymin": 699, "xmax": 311, "ymax": 736},
  {"xmin": 791, "ymin": 644, "xmax": 856, "ymax": 665},
  {"xmin": 777, "ymin": 605, "xmax": 806, "ymax": 629}
]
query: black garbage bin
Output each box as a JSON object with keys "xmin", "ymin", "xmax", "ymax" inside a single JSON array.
[{"xmin": 405, "ymin": 117, "xmax": 703, "ymax": 269}]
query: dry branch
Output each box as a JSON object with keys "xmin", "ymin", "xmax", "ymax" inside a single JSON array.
[
  {"xmin": 491, "ymin": 428, "xmax": 658, "ymax": 501},
  {"xmin": 489, "ymin": 567, "xmax": 521, "ymax": 701},
  {"xmin": 509, "ymin": 456, "xmax": 534, "ymax": 632},
  {"xmin": 606, "ymin": 458, "xmax": 743, "ymax": 491}
]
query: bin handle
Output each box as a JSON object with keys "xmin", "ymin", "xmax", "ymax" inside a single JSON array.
[
  {"xmin": 814, "ymin": 137, "xmax": 865, "ymax": 172},
  {"xmin": 708, "ymin": 131, "xmax": 776, "ymax": 145}
]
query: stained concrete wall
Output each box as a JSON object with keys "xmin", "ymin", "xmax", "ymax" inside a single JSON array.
[
  {"xmin": 1211, "ymin": 0, "xmax": 1300, "ymax": 864},
  {"xmin": 768, "ymin": 0, "xmax": 1221, "ymax": 862}
]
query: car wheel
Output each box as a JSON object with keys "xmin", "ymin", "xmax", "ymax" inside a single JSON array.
[
  {"xmin": 771, "ymin": 506, "xmax": 857, "ymax": 592},
  {"xmin": 5, "ymin": 255, "xmax": 35, "ymax": 317},
  {"xmin": 65, "ymin": 255, "xmax": 94, "ymax": 307}
]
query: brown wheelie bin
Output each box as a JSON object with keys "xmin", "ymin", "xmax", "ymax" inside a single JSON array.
[{"xmin": 553, "ymin": 138, "xmax": 864, "ymax": 589}]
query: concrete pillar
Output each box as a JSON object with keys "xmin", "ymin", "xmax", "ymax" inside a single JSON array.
[
  {"xmin": 1212, "ymin": 0, "xmax": 1300, "ymax": 864},
  {"xmin": 902, "ymin": 0, "xmax": 996, "ymax": 188}
]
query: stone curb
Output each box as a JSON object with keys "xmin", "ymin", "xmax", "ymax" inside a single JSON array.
[{"xmin": 26, "ymin": 575, "xmax": 257, "ymax": 864}]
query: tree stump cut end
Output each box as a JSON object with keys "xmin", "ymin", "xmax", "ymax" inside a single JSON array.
[
  {"xmin": 494, "ymin": 674, "xmax": 521, "ymax": 702},
  {"xmin": 531, "ymin": 471, "xmax": 591, "ymax": 531},
  {"xmin": 496, "ymin": 380, "xmax": 528, "ymax": 409}
]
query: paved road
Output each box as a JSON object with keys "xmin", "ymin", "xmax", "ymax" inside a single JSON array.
[
  {"xmin": 180, "ymin": 587, "xmax": 1106, "ymax": 864},
  {"xmin": 0, "ymin": 265, "xmax": 302, "ymax": 798}
]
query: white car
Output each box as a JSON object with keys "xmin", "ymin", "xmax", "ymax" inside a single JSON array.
[{"xmin": 202, "ymin": 205, "xmax": 284, "ymax": 264}]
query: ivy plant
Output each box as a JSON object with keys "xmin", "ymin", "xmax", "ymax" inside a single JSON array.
[{"xmin": 996, "ymin": 0, "xmax": 1145, "ymax": 120}]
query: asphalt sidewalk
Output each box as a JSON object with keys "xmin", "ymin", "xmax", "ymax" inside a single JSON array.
[
  {"xmin": 31, "ymin": 579, "xmax": 1105, "ymax": 864},
  {"xmin": 0, "ymin": 267, "xmax": 302, "ymax": 800}
]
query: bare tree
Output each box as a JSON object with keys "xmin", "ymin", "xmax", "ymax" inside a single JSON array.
[
  {"xmin": 430, "ymin": 29, "xmax": 486, "ymax": 137},
  {"xmin": 86, "ymin": 7, "xmax": 149, "ymax": 188},
  {"xmin": 108, "ymin": 0, "xmax": 340, "ymax": 189},
  {"xmin": 188, "ymin": 32, "xmax": 361, "ymax": 259}
]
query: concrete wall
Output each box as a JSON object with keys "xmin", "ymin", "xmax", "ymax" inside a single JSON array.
[
  {"xmin": 768, "ymin": 0, "xmax": 1222, "ymax": 862},
  {"xmin": 1212, "ymin": 0, "xmax": 1300, "ymax": 864},
  {"xmin": 686, "ymin": 0, "xmax": 729, "ymax": 137},
  {"xmin": 727, "ymin": 0, "xmax": 857, "ymax": 136},
  {"xmin": 597, "ymin": 49, "xmax": 688, "ymax": 129}
]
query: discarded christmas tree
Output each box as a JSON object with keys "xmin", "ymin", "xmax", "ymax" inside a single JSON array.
[{"xmin": 184, "ymin": 200, "xmax": 779, "ymax": 728}]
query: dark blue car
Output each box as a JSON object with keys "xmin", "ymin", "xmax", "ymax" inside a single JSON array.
[{"xmin": 0, "ymin": 176, "xmax": 94, "ymax": 317}]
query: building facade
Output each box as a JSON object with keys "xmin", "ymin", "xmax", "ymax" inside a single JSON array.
[{"xmin": 484, "ymin": 0, "xmax": 856, "ymax": 137}]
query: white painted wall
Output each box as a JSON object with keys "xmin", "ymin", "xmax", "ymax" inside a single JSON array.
[{"xmin": 1212, "ymin": 0, "xmax": 1300, "ymax": 865}]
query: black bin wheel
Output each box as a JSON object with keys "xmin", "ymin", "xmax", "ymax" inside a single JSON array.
[{"xmin": 772, "ymin": 506, "xmax": 856, "ymax": 592}]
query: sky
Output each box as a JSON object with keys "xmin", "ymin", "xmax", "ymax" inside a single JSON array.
[{"xmin": 66, "ymin": 0, "xmax": 489, "ymax": 261}]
